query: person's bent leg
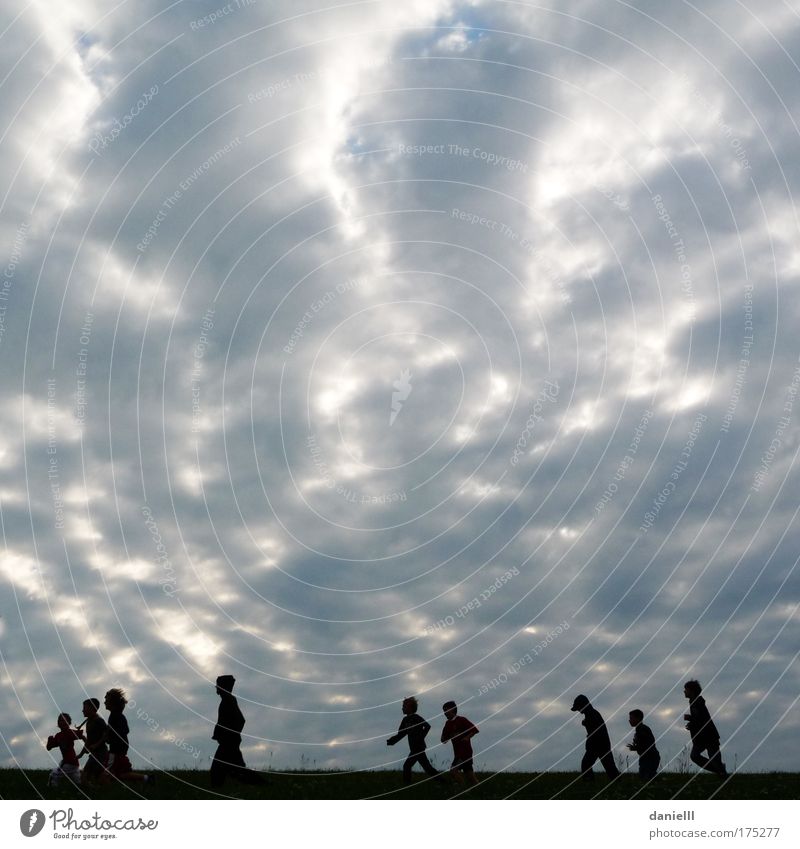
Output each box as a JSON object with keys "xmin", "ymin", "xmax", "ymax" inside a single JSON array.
[
  {"xmin": 599, "ymin": 750, "xmax": 620, "ymax": 778},
  {"xmin": 213, "ymin": 745, "xmax": 241, "ymax": 781},
  {"xmin": 226, "ymin": 746, "xmax": 261, "ymax": 784},
  {"xmin": 210, "ymin": 745, "xmax": 230, "ymax": 788},
  {"xmin": 449, "ymin": 765, "xmax": 466, "ymax": 785},
  {"xmin": 402, "ymin": 755, "xmax": 417, "ymax": 783},
  {"xmin": 690, "ymin": 745, "xmax": 707, "ymax": 770},
  {"xmin": 640, "ymin": 753, "xmax": 659, "ymax": 781},
  {"xmin": 82, "ymin": 756, "xmax": 100, "ymax": 786},
  {"xmin": 705, "ymin": 743, "xmax": 727, "ymax": 775},
  {"xmin": 109, "ymin": 755, "xmax": 148, "ymax": 783},
  {"xmin": 210, "ymin": 759, "xmax": 225, "ymax": 788},
  {"xmin": 692, "ymin": 744, "xmax": 723, "ymax": 774},
  {"xmin": 417, "ymin": 752, "xmax": 439, "ymax": 777},
  {"xmin": 580, "ymin": 750, "xmax": 598, "ymax": 780}
]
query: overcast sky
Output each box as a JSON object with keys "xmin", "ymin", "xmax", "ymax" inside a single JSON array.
[{"xmin": 1, "ymin": 0, "xmax": 799, "ymax": 779}]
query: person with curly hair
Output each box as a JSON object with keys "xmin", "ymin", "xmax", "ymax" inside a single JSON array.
[{"xmin": 104, "ymin": 688, "xmax": 155, "ymax": 785}]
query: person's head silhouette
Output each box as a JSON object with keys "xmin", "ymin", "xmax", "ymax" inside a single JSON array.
[
  {"xmin": 571, "ymin": 694, "xmax": 590, "ymax": 713},
  {"xmin": 216, "ymin": 675, "xmax": 236, "ymax": 696},
  {"xmin": 628, "ymin": 709, "xmax": 644, "ymax": 727},
  {"xmin": 82, "ymin": 698, "xmax": 100, "ymax": 719},
  {"xmin": 684, "ymin": 680, "xmax": 702, "ymax": 700}
]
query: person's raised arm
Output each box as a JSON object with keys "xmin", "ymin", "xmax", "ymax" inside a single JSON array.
[
  {"xmin": 387, "ymin": 716, "xmax": 408, "ymax": 745},
  {"xmin": 386, "ymin": 728, "xmax": 404, "ymax": 745},
  {"xmin": 76, "ymin": 728, "xmax": 88, "ymax": 758}
]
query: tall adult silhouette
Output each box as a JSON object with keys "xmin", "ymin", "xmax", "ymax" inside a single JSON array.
[
  {"xmin": 683, "ymin": 680, "xmax": 727, "ymax": 776},
  {"xmin": 571, "ymin": 694, "xmax": 620, "ymax": 780},
  {"xmin": 210, "ymin": 675, "xmax": 260, "ymax": 788}
]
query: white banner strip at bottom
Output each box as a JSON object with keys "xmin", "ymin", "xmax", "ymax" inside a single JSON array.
[{"xmin": 2, "ymin": 799, "xmax": 796, "ymax": 848}]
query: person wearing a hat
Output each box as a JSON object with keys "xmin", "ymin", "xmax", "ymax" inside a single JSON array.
[
  {"xmin": 571, "ymin": 694, "xmax": 620, "ymax": 781},
  {"xmin": 211, "ymin": 675, "xmax": 258, "ymax": 788}
]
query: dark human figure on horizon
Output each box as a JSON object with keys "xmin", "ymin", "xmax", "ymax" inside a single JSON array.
[
  {"xmin": 683, "ymin": 680, "xmax": 727, "ymax": 776},
  {"xmin": 46, "ymin": 712, "xmax": 82, "ymax": 786},
  {"xmin": 626, "ymin": 709, "xmax": 660, "ymax": 780},
  {"xmin": 104, "ymin": 688, "xmax": 154, "ymax": 785},
  {"xmin": 441, "ymin": 700, "xmax": 479, "ymax": 786},
  {"xmin": 571, "ymin": 694, "xmax": 620, "ymax": 781},
  {"xmin": 211, "ymin": 675, "xmax": 260, "ymax": 788},
  {"xmin": 77, "ymin": 698, "xmax": 108, "ymax": 786},
  {"xmin": 387, "ymin": 696, "xmax": 440, "ymax": 783}
]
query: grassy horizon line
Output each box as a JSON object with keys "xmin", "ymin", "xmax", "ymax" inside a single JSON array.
[{"xmin": 2, "ymin": 768, "xmax": 798, "ymax": 800}]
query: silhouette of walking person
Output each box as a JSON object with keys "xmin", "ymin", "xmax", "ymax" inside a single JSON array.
[
  {"xmin": 77, "ymin": 698, "xmax": 108, "ymax": 786},
  {"xmin": 210, "ymin": 675, "xmax": 260, "ymax": 788},
  {"xmin": 626, "ymin": 709, "xmax": 660, "ymax": 780},
  {"xmin": 45, "ymin": 713, "xmax": 82, "ymax": 787},
  {"xmin": 104, "ymin": 689, "xmax": 154, "ymax": 785},
  {"xmin": 683, "ymin": 680, "xmax": 727, "ymax": 776},
  {"xmin": 387, "ymin": 697, "xmax": 440, "ymax": 783},
  {"xmin": 441, "ymin": 700, "xmax": 479, "ymax": 786},
  {"xmin": 571, "ymin": 694, "xmax": 620, "ymax": 781}
]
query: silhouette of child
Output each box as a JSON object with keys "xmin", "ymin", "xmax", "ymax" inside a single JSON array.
[
  {"xmin": 104, "ymin": 689, "xmax": 154, "ymax": 785},
  {"xmin": 683, "ymin": 680, "xmax": 727, "ymax": 776},
  {"xmin": 46, "ymin": 713, "xmax": 82, "ymax": 786},
  {"xmin": 77, "ymin": 698, "xmax": 108, "ymax": 785},
  {"xmin": 387, "ymin": 697, "xmax": 439, "ymax": 783},
  {"xmin": 440, "ymin": 701, "xmax": 479, "ymax": 786},
  {"xmin": 626, "ymin": 709, "xmax": 660, "ymax": 780}
]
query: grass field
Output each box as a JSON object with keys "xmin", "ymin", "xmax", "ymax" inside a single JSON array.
[{"xmin": 2, "ymin": 769, "xmax": 797, "ymax": 800}]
